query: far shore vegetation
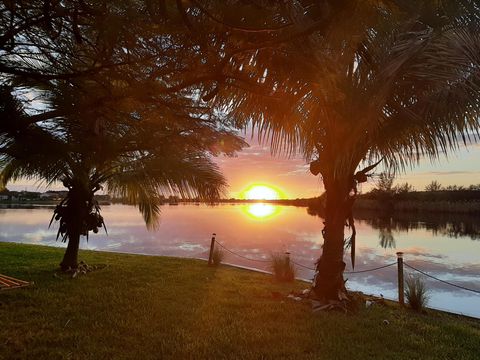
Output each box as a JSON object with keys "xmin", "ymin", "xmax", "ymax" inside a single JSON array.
[
  {"xmin": 1, "ymin": 243, "xmax": 479, "ymax": 360},
  {"xmin": 2, "ymin": 178, "xmax": 480, "ymax": 216}
]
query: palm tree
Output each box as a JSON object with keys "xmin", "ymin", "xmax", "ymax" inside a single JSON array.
[
  {"xmin": 211, "ymin": 1, "xmax": 480, "ymax": 305},
  {"xmin": 0, "ymin": 79, "xmax": 245, "ymax": 271}
]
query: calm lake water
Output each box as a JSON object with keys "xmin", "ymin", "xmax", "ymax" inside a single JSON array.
[{"xmin": 1, "ymin": 204, "xmax": 479, "ymax": 318}]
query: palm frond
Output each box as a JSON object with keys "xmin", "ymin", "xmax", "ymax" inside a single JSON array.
[
  {"xmin": 212, "ymin": 2, "xmax": 480, "ymax": 179},
  {"xmin": 105, "ymin": 172, "xmax": 162, "ymax": 229}
]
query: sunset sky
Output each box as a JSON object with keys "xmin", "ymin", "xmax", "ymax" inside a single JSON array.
[
  {"xmin": 217, "ymin": 134, "xmax": 480, "ymax": 199},
  {"xmin": 8, "ymin": 132, "xmax": 480, "ymax": 198}
]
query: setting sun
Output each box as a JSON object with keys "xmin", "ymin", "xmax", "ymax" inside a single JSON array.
[{"xmin": 240, "ymin": 184, "xmax": 284, "ymax": 200}]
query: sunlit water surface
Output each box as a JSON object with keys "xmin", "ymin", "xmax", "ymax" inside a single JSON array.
[{"xmin": 1, "ymin": 204, "xmax": 479, "ymax": 318}]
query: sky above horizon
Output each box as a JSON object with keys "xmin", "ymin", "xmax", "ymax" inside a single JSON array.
[
  {"xmin": 215, "ymin": 134, "xmax": 480, "ymax": 199},
  {"xmin": 7, "ymin": 133, "xmax": 480, "ymax": 198}
]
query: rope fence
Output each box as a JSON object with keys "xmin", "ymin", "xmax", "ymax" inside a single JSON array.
[
  {"xmin": 214, "ymin": 241, "xmax": 270, "ymax": 263},
  {"xmin": 207, "ymin": 234, "xmax": 480, "ymax": 301},
  {"xmin": 291, "ymin": 260, "xmax": 398, "ymax": 274},
  {"xmin": 290, "ymin": 260, "xmax": 398, "ymax": 274},
  {"xmin": 345, "ymin": 262, "xmax": 397, "ymax": 274},
  {"xmin": 212, "ymin": 235, "xmax": 398, "ymax": 274},
  {"xmin": 289, "ymin": 260, "xmax": 315, "ymax": 271},
  {"xmin": 404, "ymin": 262, "xmax": 480, "ymax": 295}
]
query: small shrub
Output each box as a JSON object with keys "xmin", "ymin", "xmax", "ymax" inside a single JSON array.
[
  {"xmin": 405, "ymin": 274, "xmax": 429, "ymax": 311},
  {"xmin": 270, "ymin": 253, "xmax": 295, "ymax": 282},
  {"xmin": 211, "ymin": 247, "xmax": 225, "ymax": 267}
]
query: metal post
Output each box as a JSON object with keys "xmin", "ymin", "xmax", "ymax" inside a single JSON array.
[
  {"xmin": 208, "ymin": 233, "xmax": 216, "ymax": 266},
  {"xmin": 397, "ymin": 252, "xmax": 404, "ymax": 306}
]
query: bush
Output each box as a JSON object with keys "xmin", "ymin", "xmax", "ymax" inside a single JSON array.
[
  {"xmin": 211, "ymin": 247, "xmax": 225, "ymax": 267},
  {"xmin": 405, "ymin": 274, "xmax": 429, "ymax": 311},
  {"xmin": 270, "ymin": 253, "xmax": 295, "ymax": 282}
]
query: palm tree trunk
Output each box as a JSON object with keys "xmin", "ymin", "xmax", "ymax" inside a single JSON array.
[
  {"xmin": 312, "ymin": 178, "xmax": 350, "ymax": 301},
  {"xmin": 59, "ymin": 183, "xmax": 89, "ymax": 272},
  {"xmin": 60, "ymin": 230, "xmax": 80, "ymax": 271}
]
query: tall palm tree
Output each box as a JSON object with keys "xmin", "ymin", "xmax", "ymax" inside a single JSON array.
[
  {"xmin": 0, "ymin": 79, "xmax": 245, "ymax": 271},
  {"xmin": 211, "ymin": 1, "xmax": 480, "ymax": 305}
]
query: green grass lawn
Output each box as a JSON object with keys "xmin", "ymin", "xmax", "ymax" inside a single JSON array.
[{"xmin": 1, "ymin": 243, "xmax": 479, "ymax": 360}]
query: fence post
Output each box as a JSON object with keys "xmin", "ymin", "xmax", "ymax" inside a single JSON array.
[
  {"xmin": 208, "ymin": 233, "xmax": 216, "ymax": 266},
  {"xmin": 285, "ymin": 251, "xmax": 290, "ymax": 267},
  {"xmin": 396, "ymin": 252, "xmax": 404, "ymax": 306}
]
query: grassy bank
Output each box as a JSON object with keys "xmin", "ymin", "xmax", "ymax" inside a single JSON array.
[{"xmin": 1, "ymin": 243, "xmax": 479, "ymax": 360}]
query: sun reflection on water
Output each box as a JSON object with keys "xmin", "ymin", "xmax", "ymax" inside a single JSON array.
[{"xmin": 242, "ymin": 203, "xmax": 281, "ymax": 220}]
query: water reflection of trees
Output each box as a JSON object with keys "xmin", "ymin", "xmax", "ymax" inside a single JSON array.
[
  {"xmin": 378, "ymin": 227, "xmax": 396, "ymax": 249},
  {"xmin": 358, "ymin": 211, "xmax": 480, "ymax": 241},
  {"xmin": 307, "ymin": 206, "xmax": 480, "ymax": 247}
]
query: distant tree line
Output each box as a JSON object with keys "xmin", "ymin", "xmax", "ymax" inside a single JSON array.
[
  {"xmin": 361, "ymin": 173, "xmax": 480, "ymax": 202},
  {"xmin": 351, "ymin": 173, "xmax": 480, "ymax": 214}
]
